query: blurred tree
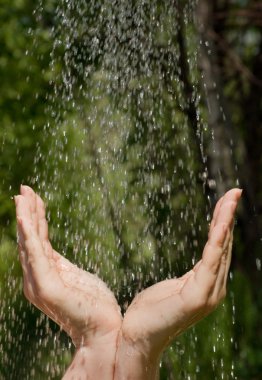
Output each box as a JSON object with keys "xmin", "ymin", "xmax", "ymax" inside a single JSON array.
[
  {"xmin": 0, "ymin": 0, "xmax": 261, "ymax": 379},
  {"xmin": 196, "ymin": 0, "xmax": 262, "ymax": 378}
]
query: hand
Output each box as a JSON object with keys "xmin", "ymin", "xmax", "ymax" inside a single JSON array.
[
  {"xmin": 15, "ymin": 186, "xmax": 122, "ymax": 348},
  {"xmin": 118, "ymin": 189, "xmax": 242, "ymax": 364}
]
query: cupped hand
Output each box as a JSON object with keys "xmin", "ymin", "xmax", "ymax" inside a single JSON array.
[
  {"xmin": 120, "ymin": 189, "xmax": 242, "ymax": 358},
  {"xmin": 15, "ymin": 185, "xmax": 122, "ymax": 348}
]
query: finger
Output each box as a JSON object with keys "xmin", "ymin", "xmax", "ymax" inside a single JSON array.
[
  {"xmin": 20, "ymin": 185, "xmax": 38, "ymax": 231},
  {"xmin": 15, "ymin": 195, "xmax": 32, "ymax": 273},
  {"xmin": 208, "ymin": 196, "xmax": 224, "ymax": 237},
  {"xmin": 223, "ymin": 228, "xmax": 234, "ymax": 288},
  {"xmin": 18, "ymin": 216, "xmax": 63, "ymax": 302},
  {"xmin": 213, "ymin": 189, "xmax": 242, "ymax": 227},
  {"xmin": 17, "ymin": 216, "xmax": 35, "ymax": 300},
  {"xmin": 221, "ymin": 220, "xmax": 235, "ymax": 288},
  {"xmin": 209, "ymin": 189, "xmax": 242, "ymax": 236},
  {"xmin": 15, "ymin": 195, "xmax": 31, "ymax": 221},
  {"xmin": 36, "ymin": 194, "xmax": 49, "ymax": 241},
  {"xmin": 34, "ymin": 193, "xmax": 68, "ymax": 264},
  {"xmin": 213, "ymin": 189, "xmax": 241, "ymax": 272},
  {"xmin": 35, "ymin": 194, "xmax": 55, "ymax": 260},
  {"xmin": 15, "ymin": 195, "xmax": 52, "ymax": 272},
  {"xmin": 19, "ymin": 246, "xmax": 35, "ymax": 300},
  {"xmin": 209, "ymin": 226, "xmax": 232, "ymax": 300},
  {"xmin": 213, "ymin": 201, "xmax": 237, "ymax": 232},
  {"xmin": 205, "ymin": 192, "xmax": 241, "ymax": 300},
  {"xmin": 220, "ymin": 188, "xmax": 242, "ymax": 204},
  {"xmin": 195, "ymin": 223, "xmax": 228, "ymax": 294},
  {"xmin": 17, "ymin": 217, "xmax": 59, "ymax": 319},
  {"xmin": 193, "ymin": 190, "xmax": 241, "ymax": 305},
  {"xmin": 211, "ymin": 192, "xmax": 240, "ymax": 291}
]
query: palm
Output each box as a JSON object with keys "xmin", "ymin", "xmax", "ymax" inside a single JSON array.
[
  {"xmin": 48, "ymin": 252, "xmax": 121, "ymax": 345},
  {"xmin": 55, "ymin": 253, "xmax": 121, "ymax": 340},
  {"xmin": 15, "ymin": 186, "xmax": 122, "ymax": 347}
]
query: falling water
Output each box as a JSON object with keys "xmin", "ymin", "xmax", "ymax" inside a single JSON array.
[{"xmin": 0, "ymin": 0, "xmax": 258, "ymax": 379}]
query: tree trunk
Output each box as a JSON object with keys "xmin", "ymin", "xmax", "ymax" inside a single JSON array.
[
  {"xmin": 196, "ymin": 0, "xmax": 237, "ymax": 199},
  {"xmin": 196, "ymin": 0, "xmax": 261, "ymax": 291}
]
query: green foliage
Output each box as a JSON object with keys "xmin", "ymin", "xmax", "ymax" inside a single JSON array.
[{"xmin": 0, "ymin": 0, "xmax": 261, "ymax": 379}]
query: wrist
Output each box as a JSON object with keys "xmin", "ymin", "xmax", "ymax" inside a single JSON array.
[
  {"xmin": 114, "ymin": 329, "xmax": 161, "ymax": 380},
  {"xmin": 71, "ymin": 325, "xmax": 120, "ymax": 349},
  {"xmin": 120, "ymin": 314, "xmax": 165, "ymax": 362},
  {"xmin": 63, "ymin": 329, "xmax": 120, "ymax": 380}
]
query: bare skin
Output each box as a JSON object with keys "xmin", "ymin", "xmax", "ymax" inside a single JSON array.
[
  {"xmin": 15, "ymin": 186, "xmax": 122, "ymax": 379},
  {"xmin": 15, "ymin": 186, "xmax": 242, "ymax": 379}
]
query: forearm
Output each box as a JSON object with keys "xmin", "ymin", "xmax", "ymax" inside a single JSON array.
[
  {"xmin": 63, "ymin": 331, "xmax": 118, "ymax": 380},
  {"xmin": 114, "ymin": 333, "xmax": 161, "ymax": 380}
]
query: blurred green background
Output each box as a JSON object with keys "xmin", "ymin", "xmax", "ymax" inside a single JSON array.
[{"xmin": 0, "ymin": 0, "xmax": 261, "ymax": 379}]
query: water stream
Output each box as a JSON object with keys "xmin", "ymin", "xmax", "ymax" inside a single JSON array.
[{"xmin": 0, "ymin": 1, "xmax": 245, "ymax": 379}]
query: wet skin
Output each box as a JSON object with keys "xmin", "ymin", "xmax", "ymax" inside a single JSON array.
[{"xmin": 15, "ymin": 186, "xmax": 242, "ymax": 379}]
